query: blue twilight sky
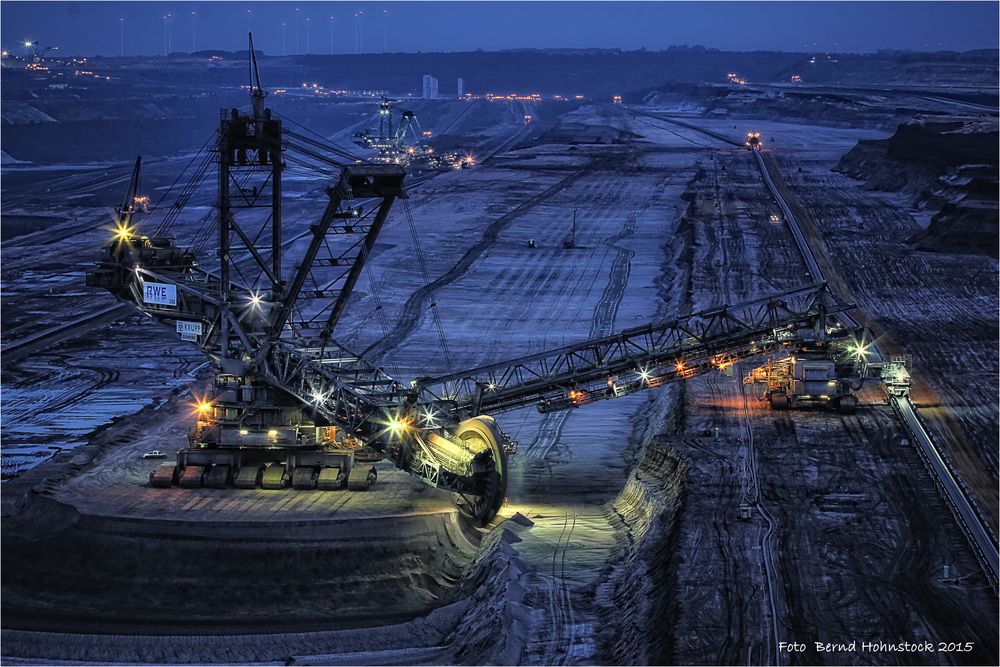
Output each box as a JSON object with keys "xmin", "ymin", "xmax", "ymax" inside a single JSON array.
[{"xmin": 1, "ymin": 1, "xmax": 997, "ymax": 57}]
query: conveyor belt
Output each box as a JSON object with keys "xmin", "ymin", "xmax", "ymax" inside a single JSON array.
[{"xmin": 751, "ymin": 143, "xmax": 999, "ymax": 587}]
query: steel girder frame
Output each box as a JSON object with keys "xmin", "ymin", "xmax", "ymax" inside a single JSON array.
[{"xmin": 412, "ymin": 283, "xmax": 853, "ymax": 417}]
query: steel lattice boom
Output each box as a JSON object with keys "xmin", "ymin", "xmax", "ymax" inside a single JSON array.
[{"xmin": 411, "ymin": 283, "xmax": 853, "ymax": 417}]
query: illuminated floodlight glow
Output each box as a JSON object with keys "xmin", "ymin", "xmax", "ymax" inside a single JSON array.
[
  {"xmin": 311, "ymin": 389, "xmax": 326, "ymax": 403},
  {"xmin": 675, "ymin": 360, "xmax": 686, "ymax": 372},
  {"xmin": 848, "ymin": 342, "xmax": 869, "ymax": 359},
  {"xmin": 23, "ymin": 40, "xmax": 33, "ymax": 48},
  {"xmin": 715, "ymin": 357, "xmax": 733, "ymax": 371},
  {"xmin": 188, "ymin": 391, "xmax": 214, "ymax": 418},
  {"xmin": 420, "ymin": 407, "xmax": 438, "ymax": 428},
  {"xmin": 487, "ymin": 382, "xmax": 497, "ymax": 391},
  {"xmin": 377, "ymin": 407, "xmax": 413, "ymax": 440},
  {"xmin": 248, "ymin": 291, "xmax": 263, "ymax": 309},
  {"xmin": 388, "ymin": 414, "xmax": 410, "ymax": 435},
  {"xmin": 638, "ymin": 366, "xmax": 651, "ymax": 383},
  {"xmin": 114, "ymin": 222, "xmax": 133, "ymax": 242}
]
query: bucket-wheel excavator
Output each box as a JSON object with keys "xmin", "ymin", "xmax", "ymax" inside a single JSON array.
[{"xmin": 87, "ymin": 37, "xmax": 868, "ymax": 525}]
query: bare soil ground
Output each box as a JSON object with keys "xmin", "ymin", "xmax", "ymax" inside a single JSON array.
[
  {"xmin": 772, "ymin": 150, "xmax": 999, "ymax": 537},
  {"xmin": 657, "ymin": 143, "xmax": 998, "ymax": 666}
]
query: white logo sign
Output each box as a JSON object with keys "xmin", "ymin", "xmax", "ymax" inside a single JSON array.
[
  {"xmin": 176, "ymin": 320, "xmax": 202, "ymax": 336},
  {"xmin": 143, "ymin": 282, "xmax": 177, "ymax": 307}
]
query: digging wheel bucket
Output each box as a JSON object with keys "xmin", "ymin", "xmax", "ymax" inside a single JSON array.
[{"xmin": 451, "ymin": 416, "xmax": 508, "ymax": 527}]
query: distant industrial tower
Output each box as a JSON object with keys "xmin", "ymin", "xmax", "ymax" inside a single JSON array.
[
  {"xmin": 457, "ymin": 77, "xmax": 464, "ymax": 97},
  {"xmin": 422, "ymin": 74, "xmax": 438, "ymax": 99}
]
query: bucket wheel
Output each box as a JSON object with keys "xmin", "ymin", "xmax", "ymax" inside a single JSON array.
[{"xmin": 450, "ymin": 416, "xmax": 508, "ymax": 526}]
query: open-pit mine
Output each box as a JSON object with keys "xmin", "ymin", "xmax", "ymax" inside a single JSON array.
[{"xmin": 2, "ymin": 17, "xmax": 998, "ymax": 667}]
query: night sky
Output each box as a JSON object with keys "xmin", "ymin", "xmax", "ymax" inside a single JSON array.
[{"xmin": 2, "ymin": 1, "xmax": 997, "ymax": 57}]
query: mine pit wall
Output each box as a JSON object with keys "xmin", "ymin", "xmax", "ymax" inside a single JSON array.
[
  {"xmin": 435, "ymin": 521, "xmax": 535, "ymax": 664},
  {"xmin": 595, "ymin": 446, "xmax": 688, "ymax": 665},
  {"xmin": 2, "ymin": 490, "xmax": 543, "ymax": 665},
  {"xmin": 1, "ymin": 492, "xmax": 483, "ymax": 635}
]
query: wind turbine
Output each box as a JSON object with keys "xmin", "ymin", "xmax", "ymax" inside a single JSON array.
[
  {"xmin": 162, "ymin": 13, "xmax": 173, "ymax": 56},
  {"xmin": 294, "ymin": 7, "xmax": 301, "ymax": 54},
  {"xmin": 354, "ymin": 11, "xmax": 364, "ymax": 54},
  {"xmin": 383, "ymin": 9, "xmax": 388, "ymax": 52}
]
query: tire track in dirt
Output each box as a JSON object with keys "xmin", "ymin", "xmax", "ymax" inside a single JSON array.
[
  {"xmin": 363, "ymin": 164, "xmax": 599, "ymax": 364},
  {"xmin": 529, "ymin": 172, "xmax": 675, "ymax": 467}
]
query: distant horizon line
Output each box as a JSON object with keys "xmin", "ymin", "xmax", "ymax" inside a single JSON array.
[{"xmin": 16, "ymin": 44, "xmax": 999, "ymax": 59}]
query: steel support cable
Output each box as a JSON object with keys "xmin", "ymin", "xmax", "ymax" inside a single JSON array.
[
  {"xmin": 273, "ymin": 111, "xmax": 337, "ymax": 145},
  {"xmin": 283, "ymin": 145, "xmax": 342, "ymax": 172},
  {"xmin": 275, "ymin": 112, "xmax": 367, "ymax": 162},
  {"xmin": 156, "ymin": 152, "xmax": 215, "ymax": 234},
  {"xmin": 286, "ymin": 132, "xmax": 354, "ymax": 164},
  {"xmin": 402, "ymin": 198, "xmax": 454, "ymax": 373},
  {"xmin": 150, "ymin": 130, "xmax": 218, "ymax": 237},
  {"xmin": 187, "ymin": 209, "xmax": 219, "ymax": 257},
  {"xmin": 360, "ymin": 243, "xmax": 401, "ymax": 380},
  {"xmin": 149, "ymin": 129, "xmax": 216, "ymax": 216},
  {"xmin": 286, "ymin": 130, "xmax": 363, "ymax": 164},
  {"xmin": 282, "ymin": 153, "xmax": 340, "ymax": 178},
  {"xmin": 152, "ymin": 151, "xmax": 215, "ymax": 238},
  {"xmin": 285, "ymin": 140, "xmax": 352, "ymax": 170},
  {"xmin": 188, "ymin": 174, "xmax": 268, "ymax": 282},
  {"xmin": 245, "ymin": 129, "xmax": 354, "ymax": 170},
  {"xmin": 188, "ymin": 170, "xmax": 255, "ymax": 256}
]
